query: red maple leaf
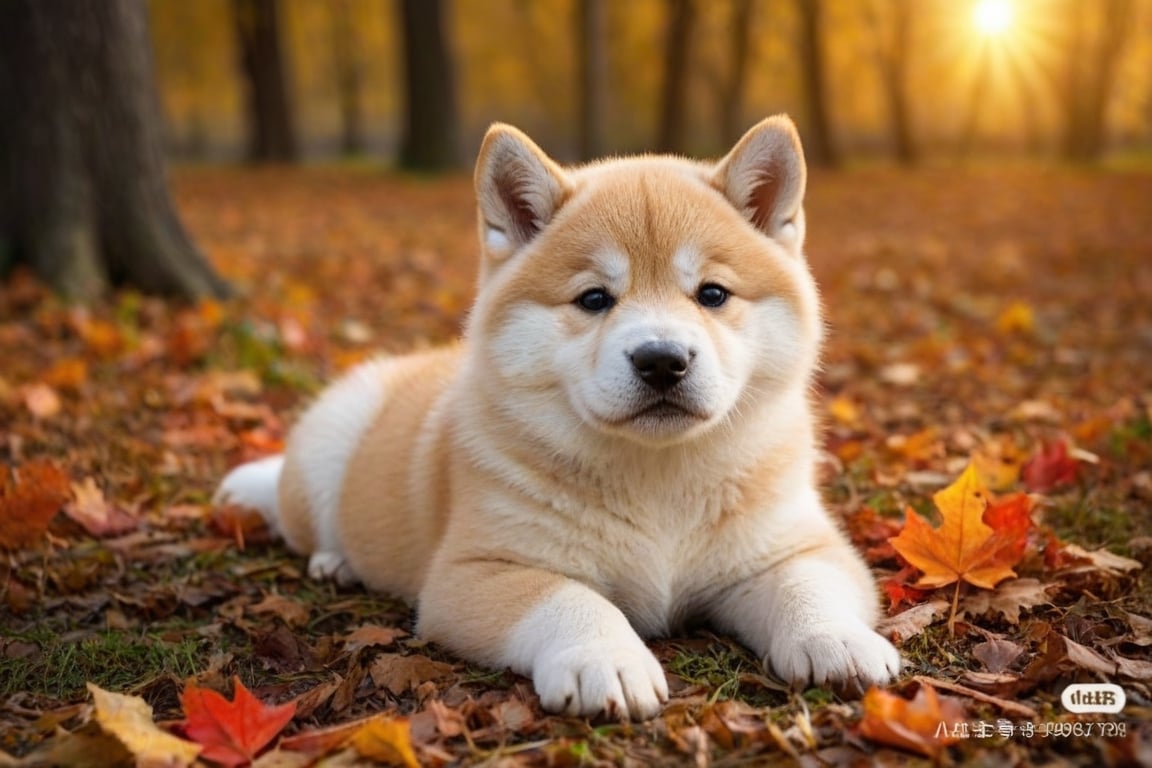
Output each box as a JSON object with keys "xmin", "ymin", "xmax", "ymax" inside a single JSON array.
[
  {"xmin": 980, "ymin": 492, "xmax": 1034, "ymax": 566},
  {"xmin": 1021, "ymin": 440, "xmax": 1079, "ymax": 493},
  {"xmin": 179, "ymin": 676, "xmax": 296, "ymax": 767},
  {"xmin": 881, "ymin": 565, "xmax": 934, "ymax": 611}
]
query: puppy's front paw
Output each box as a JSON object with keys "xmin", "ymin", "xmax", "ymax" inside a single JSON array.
[
  {"xmin": 769, "ymin": 621, "xmax": 901, "ymax": 692},
  {"xmin": 534, "ymin": 641, "xmax": 669, "ymax": 720}
]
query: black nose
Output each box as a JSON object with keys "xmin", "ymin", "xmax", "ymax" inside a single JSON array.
[{"xmin": 630, "ymin": 341, "xmax": 691, "ymax": 391}]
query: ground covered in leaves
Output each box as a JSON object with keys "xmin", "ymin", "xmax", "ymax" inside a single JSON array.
[{"xmin": 1, "ymin": 165, "xmax": 1151, "ymax": 766}]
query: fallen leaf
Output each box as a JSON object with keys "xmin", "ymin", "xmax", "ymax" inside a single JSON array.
[
  {"xmin": 44, "ymin": 357, "xmax": 89, "ymax": 391},
  {"xmin": 1021, "ymin": 439, "xmax": 1080, "ymax": 493},
  {"xmin": 909, "ymin": 675, "xmax": 1037, "ymax": 718},
  {"xmin": 957, "ymin": 578, "xmax": 1054, "ymax": 624},
  {"xmin": 845, "ymin": 507, "xmax": 903, "ymax": 565},
  {"xmin": 179, "ymin": 676, "xmax": 296, "ymax": 767},
  {"xmin": 249, "ymin": 593, "xmax": 311, "ymax": 628},
  {"xmin": 211, "ymin": 503, "xmax": 273, "ymax": 550},
  {"xmin": 369, "ymin": 654, "xmax": 455, "ymax": 696},
  {"xmin": 877, "ymin": 600, "xmax": 950, "ymax": 642},
  {"xmin": 1056, "ymin": 544, "xmax": 1142, "ymax": 576},
  {"xmin": 9, "ymin": 721, "xmax": 132, "ymax": 768},
  {"xmin": 1059, "ymin": 634, "xmax": 1118, "ymax": 677},
  {"xmin": 972, "ymin": 637, "xmax": 1025, "ymax": 673},
  {"xmin": 889, "ymin": 464, "xmax": 1024, "ymax": 589},
  {"xmin": 0, "ymin": 459, "xmax": 71, "ymax": 549},
  {"xmin": 342, "ymin": 624, "xmax": 407, "ymax": 651},
  {"xmin": 1113, "ymin": 655, "xmax": 1152, "ymax": 681},
  {"xmin": 979, "ymin": 492, "xmax": 1034, "ymax": 568},
  {"xmin": 88, "ymin": 682, "xmax": 202, "ymax": 767},
  {"xmin": 971, "ymin": 437, "xmax": 1024, "ymax": 491},
  {"xmin": 857, "ymin": 684, "xmax": 967, "ymax": 757},
  {"xmin": 349, "ymin": 716, "xmax": 420, "ymax": 768},
  {"xmin": 881, "ymin": 574, "xmax": 933, "ymax": 611},
  {"xmin": 65, "ymin": 477, "xmax": 139, "ymax": 537},
  {"xmin": 995, "ymin": 301, "xmax": 1035, "ymax": 335},
  {"xmin": 278, "ymin": 713, "xmax": 390, "ymax": 755},
  {"xmin": 22, "ymin": 382, "xmax": 61, "ymax": 419}
]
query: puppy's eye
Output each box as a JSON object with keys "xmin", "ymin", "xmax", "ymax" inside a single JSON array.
[
  {"xmin": 576, "ymin": 288, "xmax": 615, "ymax": 313},
  {"xmin": 696, "ymin": 283, "xmax": 730, "ymax": 308}
]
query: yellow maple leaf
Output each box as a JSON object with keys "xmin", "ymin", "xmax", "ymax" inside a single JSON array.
[
  {"xmin": 349, "ymin": 716, "xmax": 420, "ymax": 768},
  {"xmin": 889, "ymin": 464, "xmax": 1019, "ymax": 590},
  {"xmin": 88, "ymin": 683, "xmax": 202, "ymax": 768}
]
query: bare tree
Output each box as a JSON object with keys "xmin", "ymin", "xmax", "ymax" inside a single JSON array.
[
  {"xmin": 657, "ymin": 0, "xmax": 696, "ymax": 154},
  {"xmin": 794, "ymin": 0, "xmax": 839, "ymax": 167},
  {"xmin": 397, "ymin": 0, "xmax": 462, "ymax": 171},
  {"xmin": 577, "ymin": 0, "xmax": 609, "ymax": 160},
  {"xmin": 0, "ymin": 0, "xmax": 228, "ymax": 300},
  {"xmin": 233, "ymin": 0, "xmax": 298, "ymax": 163}
]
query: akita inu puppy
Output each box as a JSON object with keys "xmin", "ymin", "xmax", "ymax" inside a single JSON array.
[{"xmin": 217, "ymin": 116, "xmax": 901, "ymax": 720}]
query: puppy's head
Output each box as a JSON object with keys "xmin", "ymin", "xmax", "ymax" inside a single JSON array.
[{"xmin": 468, "ymin": 117, "xmax": 822, "ymax": 448}]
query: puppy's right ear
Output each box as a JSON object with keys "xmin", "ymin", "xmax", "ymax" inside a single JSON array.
[{"xmin": 475, "ymin": 124, "xmax": 569, "ymax": 259}]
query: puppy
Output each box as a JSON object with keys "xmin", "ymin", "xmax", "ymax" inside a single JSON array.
[{"xmin": 217, "ymin": 116, "xmax": 901, "ymax": 720}]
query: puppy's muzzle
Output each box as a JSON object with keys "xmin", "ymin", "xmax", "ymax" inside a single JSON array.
[{"xmin": 629, "ymin": 341, "xmax": 692, "ymax": 392}]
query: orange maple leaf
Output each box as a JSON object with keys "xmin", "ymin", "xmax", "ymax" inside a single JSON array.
[
  {"xmin": 179, "ymin": 676, "xmax": 296, "ymax": 768},
  {"xmin": 858, "ymin": 684, "xmax": 968, "ymax": 757},
  {"xmin": 889, "ymin": 464, "xmax": 1027, "ymax": 590},
  {"xmin": 0, "ymin": 460, "xmax": 70, "ymax": 550}
]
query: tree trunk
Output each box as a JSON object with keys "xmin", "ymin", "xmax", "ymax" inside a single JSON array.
[
  {"xmin": 1060, "ymin": 0, "xmax": 1131, "ymax": 162},
  {"xmin": 0, "ymin": 0, "xmax": 229, "ymax": 301},
  {"xmin": 234, "ymin": 0, "xmax": 298, "ymax": 163},
  {"xmin": 721, "ymin": 0, "xmax": 756, "ymax": 147},
  {"xmin": 577, "ymin": 0, "xmax": 608, "ymax": 160},
  {"xmin": 330, "ymin": 0, "xmax": 365, "ymax": 156},
  {"xmin": 874, "ymin": 0, "xmax": 917, "ymax": 165},
  {"xmin": 657, "ymin": 0, "xmax": 696, "ymax": 154},
  {"xmin": 794, "ymin": 0, "xmax": 839, "ymax": 167},
  {"xmin": 397, "ymin": 0, "xmax": 462, "ymax": 171}
]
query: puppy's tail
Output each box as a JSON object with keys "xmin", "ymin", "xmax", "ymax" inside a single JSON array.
[{"xmin": 214, "ymin": 455, "xmax": 285, "ymax": 537}]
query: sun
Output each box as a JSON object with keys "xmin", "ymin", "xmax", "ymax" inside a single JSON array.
[{"xmin": 973, "ymin": 0, "xmax": 1014, "ymax": 37}]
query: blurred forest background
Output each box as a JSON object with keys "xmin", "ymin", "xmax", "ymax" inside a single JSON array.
[{"xmin": 151, "ymin": 0, "xmax": 1152, "ymax": 167}]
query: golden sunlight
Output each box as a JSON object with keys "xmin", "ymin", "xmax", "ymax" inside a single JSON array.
[{"xmin": 973, "ymin": 0, "xmax": 1014, "ymax": 37}]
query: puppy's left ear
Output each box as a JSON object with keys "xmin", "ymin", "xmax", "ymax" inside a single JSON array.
[
  {"xmin": 475, "ymin": 124, "xmax": 569, "ymax": 260},
  {"xmin": 712, "ymin": 115, "xmax": 807, "ymax": 256}
]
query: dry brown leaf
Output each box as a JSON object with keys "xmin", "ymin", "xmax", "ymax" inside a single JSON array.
[
  {"xmin": 343, "ymin": 624, "xmax": 407, "ymax": 651},
  {"xmin": 65, "ymin": 477, "xmax": 139, "ymax": 537},
  {"xmin": 957, "ymin": 578, "xmax": 1055, "ymax": 624},
  {"xmin": 369, "ymin": 654, "xmax": 455, "ymax": 696},
  {"xmin": 972, "ymin": 637, "xmax": 1025, "ymax": 673},
  {"xmin": 1058, "ymin": 543, "xmax": 1142, "ymax": 575},
  {"xmin": 1059, "ymin": 634, "xmax": 1118, "ymax": 677},
  {"xmin": 249, "ymin": 593, "xmax": 311, "ymax": 628},
  {"xmin": 877, "ymin": 599, "xmax": 950, "ymax": 642}
]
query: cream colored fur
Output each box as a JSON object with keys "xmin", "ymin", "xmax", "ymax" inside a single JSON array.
[{"xmin": 216, "ymin": 116, "xmax": 901, "ymax": 720}]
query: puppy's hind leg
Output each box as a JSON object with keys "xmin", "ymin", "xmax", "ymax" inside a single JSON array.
[{"xmin": 277, "ymin": 358, "xmax": 396, "ymax": 586}]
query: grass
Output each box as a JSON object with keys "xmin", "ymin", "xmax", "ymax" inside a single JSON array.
[{"xmin": 0, "ymin": 629, "xmax": 208, "ymax": 701}]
